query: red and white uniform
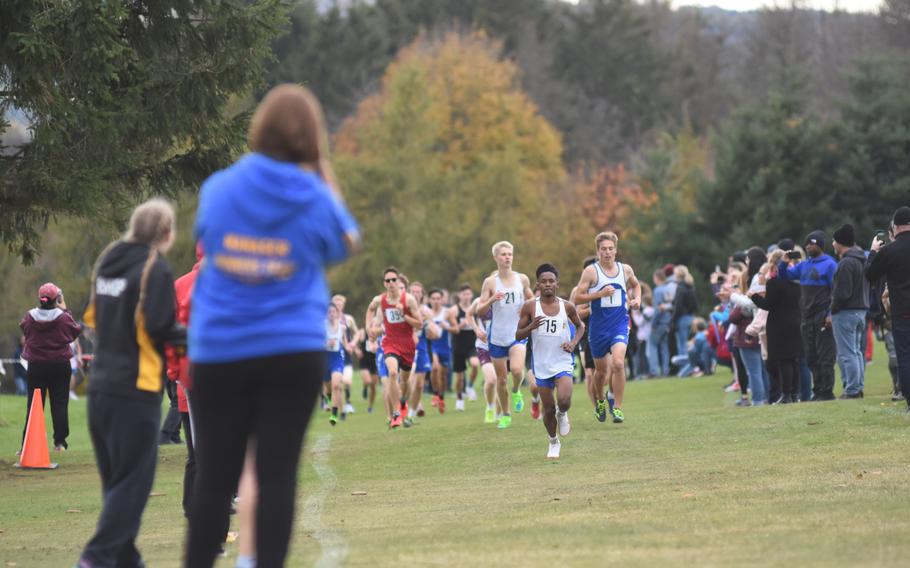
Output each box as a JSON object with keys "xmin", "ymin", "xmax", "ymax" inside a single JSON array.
[{"xmin": 380, "ymin": 292, "xmax": 416, "ymax": 369}]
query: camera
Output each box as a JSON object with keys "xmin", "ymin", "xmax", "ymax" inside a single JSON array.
[{"xmin": 787, "ymin": 251, "xmax": 801, "ymax": 260}]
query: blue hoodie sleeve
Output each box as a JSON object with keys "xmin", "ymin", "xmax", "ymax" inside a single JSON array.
[
  {"xmin": 319, "ymin": 192, "xmax": 360, "ymax": 265},
  {"xmin": 778, "ymin": 260, "xmax": 801, "ymax": 282}
]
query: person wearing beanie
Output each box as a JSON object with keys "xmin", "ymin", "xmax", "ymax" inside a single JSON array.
[
  {"xmin": 778, "ymin": 229, "xmax": 838, "ymax": 401},
  {"xmin": 831, "ymin": 224, "xmax": 870, "ymax": 399},
  {"xmin": 866, "ymin": 206, "xmax": 910, "ymax": 410},
  {"xmin": 19, "ymin": 283, "xmax": 82, "ymax": 451}
]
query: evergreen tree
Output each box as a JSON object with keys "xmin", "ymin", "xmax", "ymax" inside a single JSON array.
[
  {"xmin": 699, "ymin": 90, "xmax": 843, "ymax": 255},
  {"xmin": 836, "ymin": 56, "xmax": 910, "ymax": 235},
  {"xmin": 1, "ymin": 0, "xmax": 287, "ymax": 261},
  {"xmin": 550, "ymin": 0, "xmax": 672, "ymax": 148}
]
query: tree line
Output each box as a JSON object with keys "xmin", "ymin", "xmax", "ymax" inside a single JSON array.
[{"xmin": 1, "ymin": 0, "xmax": 908, "ymax": 357}]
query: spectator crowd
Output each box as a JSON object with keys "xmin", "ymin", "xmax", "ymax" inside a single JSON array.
[{"xmin": 622, "ymin": 207, "xmax": 910, "ymax": 411}]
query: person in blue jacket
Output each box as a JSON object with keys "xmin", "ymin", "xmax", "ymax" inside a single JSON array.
[
  {"xmin": 185, "ymin": 85, "xmax": 359, "ymax": 568},
  {"xmin": 778, "ymin": 230, "xmax": 838, "ymax": 401}
]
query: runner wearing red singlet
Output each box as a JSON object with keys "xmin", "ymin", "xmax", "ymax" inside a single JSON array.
[{"xmin": 366, "ymin": 266, "xmax": 422, "ymax": 428}]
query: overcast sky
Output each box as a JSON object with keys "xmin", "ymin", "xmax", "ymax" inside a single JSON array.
[
  {"xmin": 674, "ymin": 0, "xmax": 881, "ymax": 11},
  {"xmin": 562, "ymin": 0, "xmax": 882, "ymax": 12}
]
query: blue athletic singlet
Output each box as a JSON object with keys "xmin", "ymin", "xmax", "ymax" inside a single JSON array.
[
  {"xmin": 588, "ymin": 262, "xmax": 630, "ymax": 358},
  {"xmin": 415, "ymin": 313, "xmax": 432, "ymax": 374},
  {"xmin": 431, "ymin": 307, "xmax": 451, "ymax": 356}
]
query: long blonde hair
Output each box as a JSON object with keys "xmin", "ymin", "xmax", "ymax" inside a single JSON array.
[
  {"xmin": 89, "ymin": 198, "xmax": 176, "ymax": 322},
  {"xmin": 674, "ymin": 265, "xmax": 694, "ymax": 287}
]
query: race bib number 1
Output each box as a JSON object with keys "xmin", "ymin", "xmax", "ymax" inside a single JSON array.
[{"xmin": 600, "ymin": 287, "xmax": 623, "ymax": 308}]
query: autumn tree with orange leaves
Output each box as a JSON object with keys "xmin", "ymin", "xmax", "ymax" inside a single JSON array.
[
  {"xmin": 570, "ymin": 163, "xmax": 653, "ymax": 240},
  {"xmin": 330, "ymin": 32, "xmax": 578, "ymax": 309}
]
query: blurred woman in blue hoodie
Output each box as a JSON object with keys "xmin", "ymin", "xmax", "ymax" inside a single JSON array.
[{"xmin": 186, "ymin": 85, "xmax": 359, "ymax": 568}]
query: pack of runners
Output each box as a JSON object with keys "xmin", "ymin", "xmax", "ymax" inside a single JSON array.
[{"xmin": 324, "ymin": 233, "xmax": 642, "ymax": 459}]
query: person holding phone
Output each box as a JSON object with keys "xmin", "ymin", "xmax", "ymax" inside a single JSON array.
[
  {"xmin": 186, "ymin": 85, "xmax": 359, "ymax": 568},
  {"xmin": 19, "ymin": 283, "xmax": 82, "ymax": 452},
  {"xmin": 777, "ymin": 230, "xmax": 838, "ymax": 401},
  {"xmin": 866, "ymin": 206, "xmax": 910, "ymax": 411}
]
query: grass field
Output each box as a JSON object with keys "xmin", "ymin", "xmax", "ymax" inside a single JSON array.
[{"xmin": 2, "ymin": 347, "xmax": 910, "ymax": 567}]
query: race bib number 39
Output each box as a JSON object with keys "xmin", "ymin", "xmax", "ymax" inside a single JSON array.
[{"xmin": 385, "ymin": 308, "xmax": 405, "ymax": 324}]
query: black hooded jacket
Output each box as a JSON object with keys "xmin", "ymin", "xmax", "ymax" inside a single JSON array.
[
  {"xmin": 831, "ymin": 247, "xmax": 870, "ymax": 314},
  {"xmin": 84, "ymin": 241, "xmax": 177, "ymax": 402},
  {"xmin": 866, "ymin": 232, "xmax": 910, "ymax": 319}
]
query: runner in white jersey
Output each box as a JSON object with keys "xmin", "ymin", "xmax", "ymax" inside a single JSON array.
[
  {"xmin": 466, "ymin": 297, "xmax": 499, "ymax": 423},
  {"xmin": 332, "ymin": 294, "xmax": 358, "ymax": 415},
  {"xmin": 516, "ymin": 264, "xmax": 584, "ymax": 458},
  {"xmin": 475, "ymin": 241, "xmax": 535, "ymax": 429},
  {"xmin": 573, "ymin": 232, "xmax": 642, "ymax": 424}
]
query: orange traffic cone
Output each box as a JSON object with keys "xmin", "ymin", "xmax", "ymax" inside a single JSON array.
[{"xmin": 16, "ymin": 389, "xmax": 59, "ymax": 470}]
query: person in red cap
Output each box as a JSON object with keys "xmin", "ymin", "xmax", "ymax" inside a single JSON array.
[{"xmin": 20, "ymin": 282, "xmax": 82, "ymax": 451}]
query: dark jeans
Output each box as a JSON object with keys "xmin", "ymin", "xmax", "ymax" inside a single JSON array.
[
  {"xmin": 732, "ymin": 347, "xmax": 748, "ymax": 394},
  {"xmin": 798, "ymin": 357, "xmax": 813, "ymax": 402},
  {"xmin": 186, "ymin": 352, "xmax": 324, "ymax": 568},
  {"xmin": 22, "ymin": 361, "xmax": 70, "ymax": 447},
  {"xmin": 801, "ymin": 313, "xmax": 836, "ymax": 399},
  {"xmin": 81, "ymin": 392, "xmax": 161, "ymax": 568},
  {"xmin": 160, "ymin": 380, "xmax": 182, "ymax": 443},
  {"xmin": 893, "ymin": 317, "xmax": 910, "ymax": 408}
]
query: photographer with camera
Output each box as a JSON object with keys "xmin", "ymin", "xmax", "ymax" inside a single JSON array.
[
  {"xmin": 77, "ymin": 198, "xmax": 184, "ymax": 568},
  {"xmin": 778, "ymin": 230, "xmax": 838, "ymax": 401},
  {"xmin": 865, "ymin": 206, "xmax": 910, "ymax": 412}
]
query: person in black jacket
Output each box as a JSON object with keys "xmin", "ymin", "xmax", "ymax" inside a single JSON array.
[
  {"xmin": 77, "ymin": 198, "xmax": 181, "ymax": 568},
  {"xmin": 671, "ymin": 265, "xmax": 698, "ymax": 361},
  {"xmin": 831, "ymin": 224, "xmax": 870, "ymax": 399},
  {"xmin": 751, "ymin": 251, "xmax": 803, "ymax": 403},
  {"xmin": 866, "ymin": 206, "xmax": 910, "ymax": 411}
]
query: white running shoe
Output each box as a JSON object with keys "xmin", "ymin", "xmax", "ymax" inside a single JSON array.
[
  {"xmin": 466, "ymin": 386, "xmax": 477, "ymax": 401},
  {"xmin": 547, "ymin": 437, "xmax": 561, "ymax": 459},
  {"xmin": 344, "ymin": 403, "xmax": 355, "ymax": 414},
  {"xmin": 69, "ymin": 390, "xmax": 79, "ymax": 401},
  {"xmin": 455, "ymin": 399, "xmax": 465, "ymax": 411},
  {"xmin": 557, "ymin": 411, "xmax": 571, "ymax": 436}
]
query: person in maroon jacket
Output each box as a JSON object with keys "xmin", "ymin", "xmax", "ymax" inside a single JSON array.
[{"xmin": 20, "ymin": 282, "xmax": 82, "ymax": 451}]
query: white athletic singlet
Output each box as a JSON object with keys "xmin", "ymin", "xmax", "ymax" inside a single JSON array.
[
  {"xmin": 325, "ymin": 320, "xmax": 344, "ymax": 355},
  {"xmin": 530, "ymin": 298, "xmax": 574, "ymax": 379},
  {"xmin": 489, "ymin": 274, "xmax": 524, "ymax": 347}
]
